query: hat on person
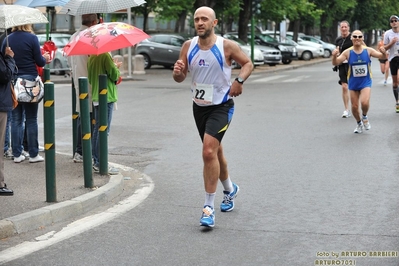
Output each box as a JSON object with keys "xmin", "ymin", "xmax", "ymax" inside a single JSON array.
[{"xmin": 390, "ymin": 15, "xmax": 399, "ymax": 21}]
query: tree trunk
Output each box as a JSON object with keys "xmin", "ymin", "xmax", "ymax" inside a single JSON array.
[
  {"xmin": 194, "ymin": 0, "xmax": 216, "ymax": 9},
  {"xmin": 175, "ymin": 11, "xmax": 187, "ymax": 33},
  {"xmin": 238, "ymin": 0, "xmax": 250, "ymax": 43}
]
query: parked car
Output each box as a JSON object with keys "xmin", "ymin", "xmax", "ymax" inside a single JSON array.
[
  {"xmin": 224, "ymin": 36, "xmax": 265, "ymax": 67},
  {"xmin": 135, "ymin": 34, "xmax": 186, "ymax": 69},
  {"xmin": 265, "ymin": 34, "xmax": 320, "ymax": 61},
  {"xmin": 299, "ymin": 34, "xmax": 335, "ymax": 58},
  {"xmin": 36, "ymin": 33, "xmax": 71, "ymax": 75},
  {"xmin": 252, "ymin": 33, "xmax": 298, "ymax": 64},
  {"xmin": 224, "ymin": 34, "xmax": 281, "ymax": 66},
  {"xmin": 283, "ymin": 34, "xmax": 324, "ymax": 58}
]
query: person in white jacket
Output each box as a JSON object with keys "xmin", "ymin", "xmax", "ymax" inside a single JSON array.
[{"xmin": 67, "ymin": 13, "xmax": 98, "ymax": 163}]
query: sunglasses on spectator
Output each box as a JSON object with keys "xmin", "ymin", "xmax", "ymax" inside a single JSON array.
[
  {"xmin": 352, "ymin": 35, "xmax": 363, "ymax": 39},
  {"xmin": 391, "ymin": 20, "xmax": 398, "ymax": 23}
]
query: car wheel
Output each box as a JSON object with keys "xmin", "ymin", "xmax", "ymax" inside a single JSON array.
[
  {"xmin": 53, "ymin": 59, "xmax": 64, "ymax": 75},
  {"xmin": 323, "ymin": 49, "xmax": 331, "ymax": 58},
  {"xmin": 301, "ymin": 51, "xmax": 312, "ymax": 61},
  {"xmin": 140, "ymin": 53, "xmax": 151, "ymax": 69},
  {"xmin": 282, "ymin": 59, "xmax": 292, "ymax": 64}
]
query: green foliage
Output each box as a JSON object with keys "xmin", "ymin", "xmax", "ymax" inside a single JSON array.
[
  {"xmin": 155, "ymin": 0, "xmax": 194, "ymax": 22},
  {"xmin": 131, "ymin": 0, "xmax": 399, "ymax": 38}
]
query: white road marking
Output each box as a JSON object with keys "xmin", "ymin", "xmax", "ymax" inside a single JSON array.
[
  {"xmin": 251, "ymin": 75, "xmax": 287, "ymax": 83},
  {"xmin": 0, "ymin": 170, "xmax": 154, "ymax": 265},
  {"xmin": 283, "ymin": 75, "xmax": 310, "ymax": 82}
]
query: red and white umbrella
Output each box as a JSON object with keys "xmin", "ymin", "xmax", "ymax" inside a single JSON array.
[{"xmin": 64, "ymin": 22, "xmax": 150, "ymax": 56}]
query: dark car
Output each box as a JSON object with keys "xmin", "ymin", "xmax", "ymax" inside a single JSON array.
[
  {"xmin": 252, "ymin": 33, "xmax": 298, "ymax": 64},
  {"xmin": 135, "ymin": 34, "xmax": 186, "ymax": 69}
]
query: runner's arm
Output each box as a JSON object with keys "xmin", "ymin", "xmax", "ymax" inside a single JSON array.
[{"xmin": 173, "ymin": 41, "xmax": 190, "ymax": 83}]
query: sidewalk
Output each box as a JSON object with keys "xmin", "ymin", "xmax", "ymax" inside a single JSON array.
[{"xmin": 0, "ymin": 57, "xmax": 331, "ymax": 240}]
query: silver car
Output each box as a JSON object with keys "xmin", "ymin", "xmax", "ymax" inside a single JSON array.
[
  {"xmin": 266, "ymin": 34, "xmax": 320, "ymax": 61},
  {"xmin": 299, "ymin": 35, "xmax": 335, "ymax": 58},
  {"xmin": 135, "ymin": 34, "xmax": 186, "ymax": 69},
  {"xmin": 224, "ymin": 34, "xmax": 282, "ymax": 66},
  {"xmin": 36, "ymin": 33, "xmax": 71, "ymax": 75}
]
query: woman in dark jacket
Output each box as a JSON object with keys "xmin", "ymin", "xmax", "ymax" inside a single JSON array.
[
  {"xmin": 1, "ymin": 24, "xmax": 50, "ymax": 163},
  {"xmin": 0, "ymin": 46, "xmax": 17, "ymax": 195}
]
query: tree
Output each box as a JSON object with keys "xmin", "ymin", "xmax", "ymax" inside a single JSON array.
[
  {"xmin": 133, "ymin": 0, "xmax": 158, "ymax": 31},
  {"xmin": 155, "ymin": 0, "xmax": 194, "ymax": 33},
  {"xmin": 311, "ymin": 0, "xmax": 356, "ymax": 42}
]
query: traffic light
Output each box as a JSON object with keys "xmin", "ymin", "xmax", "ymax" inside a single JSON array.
[{"xmin": 252, "ymin": 0, "xmax": 261, "ymax": 15}]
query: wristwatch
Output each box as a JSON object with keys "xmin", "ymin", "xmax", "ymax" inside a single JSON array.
[{"xmin": 235, "ymin": 77, "xmax": 244, "ymax": 84}]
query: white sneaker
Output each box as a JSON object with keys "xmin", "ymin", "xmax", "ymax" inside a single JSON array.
[
  {"xmin": 362, "ymin": 117, "xmax": 371, "ymax": 130},
  {"xmin": 342, "ymin": 110, "xmax": 350, "ymax": 118},
  {"xmin": 354, "ymin": 122, "xmax": 364, "ymax": 134},
  {"xmin": 73, "ymin": 152, "xmax": 83, "ymax": 163},
  {"xmin": 22, "ymin": 150, "xmax": 29, "ymax": 158},
  {"xmin": 29, "ymin": 155, "xmax": 44, "ymax": 163},
  {"xmin": 4, "ymin": 150, "xmax": 13, "ymax": 160},
  {"xmin": 14, "ymin": 155, "xmax": 25, "ymax": 163}
]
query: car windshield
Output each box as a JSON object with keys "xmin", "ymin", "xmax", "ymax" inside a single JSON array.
[
  {"xmin": 258, "ymin": 34, "xmax": 278, "ymax": 43},
  {"xmin": 37, "ymin": 35, "xmax": 71, "ymax": 48},
  {"xmin": 224, "ymin": 35, "xmax": 248, "ymax": 45},
  {"xmin": 149, "ymin": 35, "xmax": 185, "ymax": 46},
  {"xmin": 266, "ymin": 34, "xmax": 296, "ymax": 45}
]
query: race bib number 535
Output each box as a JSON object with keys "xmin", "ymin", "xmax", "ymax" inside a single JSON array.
[{"xmin": 352, "ymin": 64, "xmax": 367, "ymax": 77}]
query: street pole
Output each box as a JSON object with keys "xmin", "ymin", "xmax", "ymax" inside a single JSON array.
[
  {"xmin": 78, "ymin": 77, "xmax": 94, "ymax": 188},
  {"xmin": 44, "ymin": 81, "xmax": 56, "ymax": 202},
  {"xmin": 251, "ymin": 16, "xmax": 255, "ymax": 64}
]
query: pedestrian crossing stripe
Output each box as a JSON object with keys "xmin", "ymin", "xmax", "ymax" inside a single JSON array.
[
  {"xmin": 100, "ymin": 89, "xmax": 107, "ymax": 95},
  {"xmin": 79, "ymin": 93, "xmax": 88, "ymax": 99},
  {"xmin": 44, "ymin": 143, "xmax": 54, "ymax": 150},
  {"xmin": 82, "ymin": 133, "xmax": 91, "ymax": 140},
  {"xmin": 99, "ymin": 125, "xmax": 107, "ymax": 132},
  {"xmin": 44, "ymin": 100, "xmax": 54, "ymax": 107}
]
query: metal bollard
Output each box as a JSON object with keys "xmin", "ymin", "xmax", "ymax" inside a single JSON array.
[
  {"xmin": 98, "ymin": 74, "xmax": 108, "ymax": 175},
  {"xmin": 43, "ymin": 82, "xmax": 56, "ymax": 202},
  {"xmin": 44, "ymin": 67, "xmax": 51, "ymax": 83},
  {"xmin": 78, "ymin": 77, "xmax": 94, "ymax": 188},
  {"xmin": 71, "ymin": 78, "xmax": 78, "ymax": 157}
]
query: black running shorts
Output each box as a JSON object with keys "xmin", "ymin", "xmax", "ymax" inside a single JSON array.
[
  {"xmin": 193, "ymin": 99, "xmax": 235, "ymax": 143},
  {"xmin": 338, "ymin": 63, "xmax": 349, "ymax": 85},
  {"xmin": 390, "ymin": 56, "xmax": 399, "ymax": 76}
]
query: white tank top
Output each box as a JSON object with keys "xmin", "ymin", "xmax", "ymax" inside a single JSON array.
[
  {"xmin": 187, "ymin": 36, "xmax": 232, "ymax": 106},
  {"xmin": 384, "ymin": 29, "xmax": 399, "ymax": 61}
]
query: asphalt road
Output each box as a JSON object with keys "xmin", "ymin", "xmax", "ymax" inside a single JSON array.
[{"xmin": 3, "ymin": 58, "xmax": 399, "ymax": 266}]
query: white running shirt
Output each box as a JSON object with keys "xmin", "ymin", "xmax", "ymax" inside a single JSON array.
[
  {"xmin": 384, "ymin": 29, "xmax": 399, "ymax": 61},
  {"xmin": 187, "ymin": 36, "xmax": 232, "ymax": 106}
]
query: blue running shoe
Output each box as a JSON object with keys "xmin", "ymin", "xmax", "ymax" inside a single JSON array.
[
  {"xmin": 200, "ymin": 205, "xmax": 215, "ymax": 227},
  {"xmin": 220, "ymin": 183, "xmax": 239, "ymax": 212}
]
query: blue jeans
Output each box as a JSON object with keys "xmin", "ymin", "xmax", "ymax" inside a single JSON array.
[
  {"xmin": 3, "ymin": 111, "xmax": 11, "ymax": 153},
  {"xmin": 11, "ymin": 102, "xmax": 39, "ymax": 157},
  {"xmin": 92, "ymin": 102, "xmax": 114, "ymax": 166}
]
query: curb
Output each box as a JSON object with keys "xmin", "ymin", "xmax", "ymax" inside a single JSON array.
[{"xmin": 0, "ymin": 174, "xmax": 124, "ymax": 239}]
